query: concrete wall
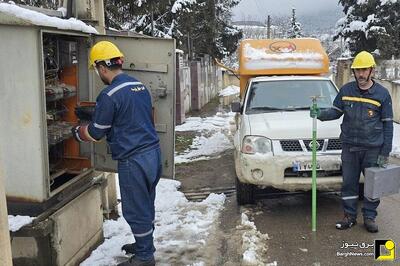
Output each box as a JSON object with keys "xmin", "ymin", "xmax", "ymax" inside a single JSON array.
[
  {"xmin": 176, "ymin": 53, "xmax": 223, "ymax": 124},
  {"xmin": 222, "ymin": 70, "xmax": 240, "ymax": 88},
  {"xmin": 377, "ymin": 80, "xmax": 400, "ymax": 123},
  {"xmin": 375, "ymin": 60, "xmax": 400, "ymax": 81}
]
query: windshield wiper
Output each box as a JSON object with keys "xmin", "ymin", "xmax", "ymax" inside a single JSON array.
[
  {"xmin": 250, "ymin": 106, "xmax": 286, "ymax": 111},
  {"xmin": 292, "ymin": 107, "xmax": 311, "ymax": 110}
]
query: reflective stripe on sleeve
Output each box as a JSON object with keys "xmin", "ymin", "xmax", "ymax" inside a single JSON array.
[
  {"xmin": 381, "ymin": 118, "xmax": 393, "ymax": 122},
  {"xmin": 133, "ymin": 228, "xmax": 153, "ymax": 238},
  {"xmin": 342, "ymin": 195, "xmax": 359, "ymax": 200},
  {"xmin": 342, "ymin": 96, "xmax": 381, "ymax": 107},
  {"xmin": 94, "ymin": 123, "xmax": 112, "ymax": 129},
  {"xmin": 107, "ymin": 81, "xmax": 143, "ymax": 96}
]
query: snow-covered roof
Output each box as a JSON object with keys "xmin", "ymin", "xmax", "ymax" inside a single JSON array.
[
  {"xmin": 0, "ymin": 2, "xmax": 98, "ymax": 34},
  {"xmin": 250, "ymin": 75, "xmax": 331, "ymax": 82}
]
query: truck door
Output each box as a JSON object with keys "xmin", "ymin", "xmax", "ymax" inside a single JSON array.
[{"xmin": 91, "ymin": 35, "xmax": 175, "ymax": 179}]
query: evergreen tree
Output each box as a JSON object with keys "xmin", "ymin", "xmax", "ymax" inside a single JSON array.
[
  {"xmin": 375, "ymin": 0, "xmax": 400, "ymax": 58},
  {"xmin": 335, "ymin": 0, "xmax": 400, "ymax": 58},
  {"xmin": 105, "ymin": 0, "xmax": 242, "ymax": 60},
  {"xmin": 288, "ymin": 8, "xmax": 302, "ymax": 38}
]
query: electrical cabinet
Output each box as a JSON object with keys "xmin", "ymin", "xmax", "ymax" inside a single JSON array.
[{"xmin": 0, "ymin": 22, "xmax": 175, "ymax": 215}]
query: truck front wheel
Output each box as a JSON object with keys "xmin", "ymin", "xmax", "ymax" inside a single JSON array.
[{"xmin": 236, "ymin": 176, "xmax": 255, "ymax": 205}]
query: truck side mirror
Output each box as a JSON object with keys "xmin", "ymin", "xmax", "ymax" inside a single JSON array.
[{"xmin": 231, "ymin": 102, "xmax": 241, "ymax": 113}]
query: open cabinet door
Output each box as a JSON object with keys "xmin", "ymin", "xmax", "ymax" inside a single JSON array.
[{"xmin": 91, "ymin": 35, "xmax": 175, "ymax": 179}]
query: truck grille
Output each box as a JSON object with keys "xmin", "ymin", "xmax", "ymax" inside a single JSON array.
[
  {"xmin": 327, "ymin": 139, "xmax": 342, "ymax": 150},
  {"xmin": 303, "ymin": 139, "xmax": 324, "ymax": 151},
  {"xmin": 280, "ymin": 140, "xmax": 302, "ymax": 151},
  {"xmin": 280, "ymin": 138, "xmax": 342, "ymax": 152}
]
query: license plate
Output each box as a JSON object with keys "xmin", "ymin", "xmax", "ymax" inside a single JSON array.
[{"xmin": 292, "ymin": 161, "xmax": 340, "ymax": 172}]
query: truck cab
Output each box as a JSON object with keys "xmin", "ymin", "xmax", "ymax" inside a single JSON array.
[{"xmin": 231, "ymin": 39, "xmax": 344, "ymax": 204}]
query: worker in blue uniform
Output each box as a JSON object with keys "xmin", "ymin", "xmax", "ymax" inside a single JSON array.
[
  {"xmin": 310, "ymin": 51, "xmax": 393, "ymax": 233},
  {"xmin": 71, "ymin": 41, "xmax": 161, "ymax": 266}
]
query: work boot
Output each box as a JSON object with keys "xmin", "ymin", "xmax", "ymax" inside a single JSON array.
[
  {"xmin": 364, "ymin": 218, "xmax": 379, "ymax": 233},
  {"xmin": 121, "ymin": 243, "xmax": 137, "ymax": 255},
  {"xmin": 117, "ymin": 256, "xmax": 155, "ymax": 266},
  {"xmin": 335, "ymin": 214, "xmax": 357, "ymax": 230}
]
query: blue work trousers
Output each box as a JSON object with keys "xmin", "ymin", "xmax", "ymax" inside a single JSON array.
[
  {"xmin": 341, "ymin": 144, "xmax": 380, "ymax": 219},
  {"xmin": 118, "ymin": 147, "xmax": 162, "ymax": 260}
]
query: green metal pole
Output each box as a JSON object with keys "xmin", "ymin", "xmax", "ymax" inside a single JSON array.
[{"xmin": 311, "ymin": 97, "xmax": 318, "ymax": 232}]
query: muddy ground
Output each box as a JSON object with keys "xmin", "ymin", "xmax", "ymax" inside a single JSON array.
[{"xmin": 175, "ymin": 98, "xmax": 400, "ymax": 266}]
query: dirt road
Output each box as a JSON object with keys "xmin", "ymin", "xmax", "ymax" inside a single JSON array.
[{"xmin": 175, "ymin": 99, "xmax": 400, "ymax": 265}]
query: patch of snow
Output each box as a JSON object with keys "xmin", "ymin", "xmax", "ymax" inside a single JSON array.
[
  {"xmin": 187, "ymin": 262, "xmax": 205, "ymax": 266},
  {"xmin": 175, "ymin": 112, "xmax": 235, "ymax": 132},
  {"xmin": 56, "ymin": 7, "xmax": 67, "ymax": 17},
  {"xmin": 243, "ymin": 44, "xmax": 324, "ymax": 70},
  {"xmin": 175, "ymin": 131, "xmax": 233, "ymax": 164},
  {"xmin": 0, "ymin": 3, "xmax": 98, "ymax": 34},
  {"xmin": 381, "ymin": 0, "xmax": 397, "ymax": 5},
  {"xmin": 81, "ymin": 178, "xmax": 226, "ymax": 265},
  {"xmin": 171, "ymin": 0, "xmax": 196, "ymax": 13},
  {"xmin": 245, "ymin": 59, "xmax": 323, "ymax": 70},
  {"xmin": 219, "ymin": 85, "xmax": 240, "ymax": 97},
  {"xmin": 108, "ymin": 27, "xmax": 120, "ymax": 32},
  {"xmin": 8, "ymin": 215, "xmax": 34, "ymax": 232},
  {"xmin": 237, "ymin": 213, "xmax": 270, "ymax": 266},
  {"xmin": 244, "ymin": 44, "xmax": 324, "ymax": 61},
  {"xmin": 175, "ymin": 111, "xmax": 235, "ymax": 163}
]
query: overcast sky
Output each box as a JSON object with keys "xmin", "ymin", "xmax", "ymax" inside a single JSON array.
[{"xmin": 233, "ymin": 0, "xmax": 342, "ymax": 20}]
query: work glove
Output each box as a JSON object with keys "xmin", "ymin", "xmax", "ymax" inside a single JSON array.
[
  {"xmin": 376, "ymin": 155, "xmax": 389, "ymax": 168},
  {"xmin": 75, "ymin": 106, "xmax": 95, "ymax": 121},
  {"xmin": 309, "ymin": 105, "xmax": 320, "ymax": 118},
  {"xmin": 71, "ymin": 125, "xmax": 83, "ymax": 142}
]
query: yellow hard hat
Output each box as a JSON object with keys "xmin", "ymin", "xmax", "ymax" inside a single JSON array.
[
  {"xmin": 89, "ymin": 41, "xmax": 124, "ymax": 68},
  {"xmin": 351, "ymin": 51, "xmax": 376, "ymax": 69}
]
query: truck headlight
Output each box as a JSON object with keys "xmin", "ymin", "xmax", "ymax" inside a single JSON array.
[{"xmin": 241, "ymin": 136, "xmax": 272, "ymax": 154}]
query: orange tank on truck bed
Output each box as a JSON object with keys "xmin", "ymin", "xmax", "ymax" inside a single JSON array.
[{"xmin": 238, "ymin": 38, "xmax": 329, "ymax": 97}]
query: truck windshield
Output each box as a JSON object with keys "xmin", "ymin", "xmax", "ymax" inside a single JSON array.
[{"xmin": 245, "ymin": 80, "xmax": 338, "ymax": 114}]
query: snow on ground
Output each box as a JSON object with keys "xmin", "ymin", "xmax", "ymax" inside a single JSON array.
[
  {"xmin": 236, "ymin": 212, "xmax": 270, "ymax": 266},
  {"xmin": 175, "ymin": 111, "xmax": 235, "ymax": 164},
  {"xmin": 81, "ymin": 178, "xmax": 226, "ymax": 266},
  {"xmin": 390, "ymin": 123, "xmax": 400, "ymax": 158},
  {"xmin": 8, "ymin": 215, "xmax": 34, "ymax": 232},
  {"xmin": 0, "ymin": 2, "xmax": 98, "ymax": 34},
  {"xmin": 219, "ymin": 85, "xmax": 240, "ymax": 97},
  {"xmin": 175, "ymin": 132, "xmax": 233, "ymax": 164}
]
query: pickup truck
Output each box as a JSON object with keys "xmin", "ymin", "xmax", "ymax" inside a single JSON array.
[{"xmin": 230, "ymin": 39, "xmax": 346, "ymax": 204}]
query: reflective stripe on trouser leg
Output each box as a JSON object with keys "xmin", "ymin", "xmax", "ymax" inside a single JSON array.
[
  {"xmin": 341, "ymin": 145, "xmax": 362, "ymax": 218},
  {"xmin": 118, "ymin": 148, "xmax": 162, "ymax": 260},
  {"xmin": 361, "ymin": 147, "xmax": 380, "ymax": 219}
]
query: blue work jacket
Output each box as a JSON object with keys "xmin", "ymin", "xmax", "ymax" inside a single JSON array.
[
  {"xmin": 87, "ymin": 73, "xmax": 159, "ymax": 160},
  {"xmin": 318, "ymin": 80, "xmax": 393, "ymax": 156}
]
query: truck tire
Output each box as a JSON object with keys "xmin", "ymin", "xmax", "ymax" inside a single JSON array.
[{"xmin": 236, "ymin": 176, "xmax": 255, "ymax": 205}]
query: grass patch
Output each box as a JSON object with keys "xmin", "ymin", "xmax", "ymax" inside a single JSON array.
[{"xmin": 175, "ymin": 132, "xmax": 197, "ymax": 154}]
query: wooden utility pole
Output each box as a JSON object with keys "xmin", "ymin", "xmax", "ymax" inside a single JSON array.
[{"xmin": 0, "ymin": 173, "xmax": 12, "ymax": 266}]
